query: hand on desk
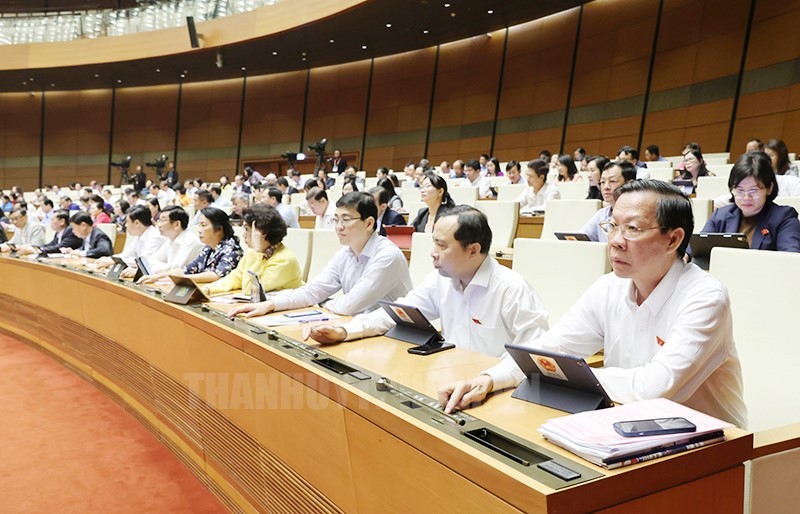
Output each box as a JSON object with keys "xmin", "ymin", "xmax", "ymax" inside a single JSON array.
[
  {"xmin": 120, "ymin": 267, "xmax": 137, "ymax": 279},
  {"xmin": 95, "ymin": 256, "xmax": 114, "ymax": 268},
  {"xmin": 227, "ymin": 300, "xmax": 276, "ymax": 318},
  {"xmin": 438, "ymin": 374, "xmax": 494, "ymax": 414},
  {"xmin": 302, "ymin": 323, "xmax": 347, "ymax": 345}
]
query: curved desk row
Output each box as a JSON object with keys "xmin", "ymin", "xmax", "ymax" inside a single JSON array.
[{"xmin": 0, "ymin": 255, "xmax": 751, "ymax": 513}]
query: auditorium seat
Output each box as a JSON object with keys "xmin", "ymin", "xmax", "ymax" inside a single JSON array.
[
  {"xmin": 409, "ymin": 232, "xmax": 434, "ymax": 288},
  {"xmin": 447, "ymin": 186, "xmax": 478, "ymax": 206},
  {"xmin": 476, "ymin": 201, "xmax": 519, "ymax": 249},
  {"xmin": 774, "ymin": 196, "xmax": 800, "ymax": 218},
  {"xmin": 307, "ymin": 229, "xmax": 341, "ymax": 281},
  {"xmin": 496, "ymin": 184, "xmax": 526, "ymax": 202},
  {"xmin": 695, "ymin": 176, "xmax": 730, "ymax": 199},
  {"xmin": 690, "ymin": 198, "xmax": 713, "ymax": 230},
  {"xmin": 648, "ymin": 167, "xmax": 675, "ymax": 183},
  {"xmin": 709, "ymin": 247, "xmax": 800, "ymax": 432},
  {"xmin": 398, "ymin": 188, "xmax": 421, "ymax": 204},
  {"xmin": 96, "ymin": 223, "xmax": 117, "ymax": 247},
  {"xmin": 557, "ymin": 181, "xmax": 589, "ymax": 201},
  {"xmin": 539, "ymin": 199, "xmax": 602, "ymax": 240},
  {"xmin": 512, "ymin": 238, "xmax": 610, "ymax": 324},
  {"xmin": 283, "ymin": 228, "xmax": 312, "ymax": 281}
]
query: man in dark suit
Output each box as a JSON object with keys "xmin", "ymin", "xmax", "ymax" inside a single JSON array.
[
  {"xmin": 276, "ymin": 177, "xmax": 298, "ymax": 196},
  {"xmin": 329, "ymin": 149, "xmax": 348, "ymax": 174},
  {"xmin": 369, "ymin": 186, "xmax": 406, "ymax": 237},
  {"xmin": 65, "ymin": 211, "xmax": 114, "ymax": 258},
  {"xmin": 14, "ymin": 209, "xmax": 82, "ymax": 256}
]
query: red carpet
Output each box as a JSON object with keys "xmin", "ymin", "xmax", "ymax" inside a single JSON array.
[{"xmin": 0, "ymin": 333, "xmax": 229, "ymax": 513}]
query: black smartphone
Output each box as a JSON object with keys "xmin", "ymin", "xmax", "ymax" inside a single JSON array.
[
  {"xmin": 613, "ymin": 417, "xmax": 697, "ymax": 438},
  {"xmin": 407, "ymin": 342, "xmax": 455, "ymax": 355}
]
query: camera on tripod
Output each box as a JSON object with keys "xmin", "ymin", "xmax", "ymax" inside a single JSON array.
[
  {"xmin": 110, "ymin": 155, "xmax": 132, "ymax": 184},
  {"xmin": 145, "ymin": 154, "xmax": 169, "ymax": 179}
]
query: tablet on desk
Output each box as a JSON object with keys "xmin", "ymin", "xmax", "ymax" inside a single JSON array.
[
  {"xmin": 164, "ymin": 274, "xmax": 212, "ymax": 304},
  {"xmin": 378, "ymin": 301, "xmax": 454, "ymax": 355},
  {"xmin": 505, "ymin": 344, "xmax": 614, "ymax": 414},
  {"xmin": 689, "ymin": 233, "xmax": 748, "ymax": 271}
]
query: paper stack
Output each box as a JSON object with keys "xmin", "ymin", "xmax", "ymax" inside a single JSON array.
[{"xmin": 538, "ymin": 398, "xmax": 732, "ymax": 469}]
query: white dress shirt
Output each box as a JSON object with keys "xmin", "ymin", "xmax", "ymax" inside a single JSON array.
[
  {"xmin": 340, "ymin": 256, "xmax": 549, "ymax": 358},
  {"xmin": 579, "ymin": 205, "xmax": 612, "ymax": 242},
  {"xmin": 147, "ymin": 229, "xmax": 204, "ymax": 273},
  {"xmin": 158, "ymin": 188, "xmax": 177, "ymax": 204},
  {"xmin": 9, "ymin": 219, "xmax": 45, "ymax": 246},
  {"xmin": 116, "ymin": 225, "xmax": 167, "ymax": 267},
  {"xmin": 516, "ymin": 181, "xmax": 561, "ymax": 213},
  {"xmin": 276, "ymin": 202, "xmax": 300, "ymax": 229},
  {"xmin": 314, "ymin": 202, "xmax": 337, "ymax": 230},
  {"xmin": 484, "ymin": 259, "xmax": 748, "ymax": 428},
  {"xmin": 272, "ymin": 231, "xmax": 412, "ymax": 315},
  {"xmin": 636, "ymin": 166, "xmax": 651, "ymax": 179},
  {"xmin": 213, "ymin": 196, "xmax": 232, "ymax": 209},
  {"xmin": 461, "ymin": 175, "xmax": 493, "ymax": 199}
]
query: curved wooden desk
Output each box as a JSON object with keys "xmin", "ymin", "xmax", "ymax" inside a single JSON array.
[{"xmin": 0, "ymin": 256, "xmax": 751, "ymax": 513}]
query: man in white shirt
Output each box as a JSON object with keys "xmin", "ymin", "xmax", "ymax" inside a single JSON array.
[
  {"xmin": 297, "ymin": 205, "xmax": 549, "ymax": 358},
  {"xmin": 190, "ymin": 189, "xmax": 213, "ymax": 227},
  {"xmin": 579, "ymin": 161, "xmax": 637, "ymax": 241},
  {"xmin": 439, "ymin": 180, "xmax": 747, "ymax": 428},
  {"xmin": 450, "ymin": 159, "xmax": 465, "ymax": 179},
  {"xmin": 1, "ymin": 208, "xmax": 45, "ymax": 251},
  {"xmin": 461, "ymin": 159, "xmax": 494, "ymax": 198},
  {"xmin": 516, "ymin": 159, "xmax": 560, "ymax": 213},
  {"xmin": 158, "ymin": 181, "xmax": 177, "ymax": 204},
  {"xmin": 96, "ymin": 204, "xmax": 167, "ymax": 269},
  {"xmin": 504, "ymin": 161, "xmax": 524, "ymax": 185},
  {"xmin": 307, "ymin": 187, "xmax": 336, "ymax": 229},
  {"xmin": 618, "ymin": 145, "xmax": 650, "ymax": 179},
  {"xmin": 264, "ymin": 188, "xmax": 300, "ymax": 229},
  {"xmin": 211, "ymin": 186, "xmax": 232, "ymax": 210},
  {"xmin": 137, "ymin": 206, "xmax": 203, "ymax": 277},
  {"xmin": 229, "ymin": 192, "xmax": 413, "ymax": 318}
]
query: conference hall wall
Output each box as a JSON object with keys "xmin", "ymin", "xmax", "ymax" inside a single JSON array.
[{"xmin": 1, "ymin": 0, "xmax": 799, "ymax": 190}]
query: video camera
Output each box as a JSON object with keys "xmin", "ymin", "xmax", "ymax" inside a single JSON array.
[
  {"xmin": 110, "ymin": 155, "xmax": 132, "ymax": 184},
  {"xmin": 145, "ymin": 154, "xmax": 169, "ymax": 179}
]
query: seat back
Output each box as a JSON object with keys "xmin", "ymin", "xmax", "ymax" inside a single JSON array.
[
  {"xmin": 96, "ymin": 223, "xmax": 117, "ymax": 247},
  {"xmin": 709, "ymin": 248, "xmax": 800, "ymax": 431},
  {"xmin": 283, "ymin": 228, "xmax": 313, "ymax": 281},
  {"xmin": 648, "ymin": 167, "xmax": 675, "ymax": 182},
  {"xmin": 774, "ymin": 196, "xmax": 800, "ymax": 218},
  {"xmin": 448, "ymin": 186, "xmax": 478, "ymax": 206},
  {"xmin": 540, "ymin": 200, "xmax": 602, "ymax": 240},
  {"xmin": 409, "ymin": 232, "xmax": 434, "ymax": 288},
  {"xmin": 512, "ymin": 239, "xmax": 610, "ymax": 324},
  {"xmin": 690, "ymin": 198, "xmax": 713, "ymax": 230},
  {"xmin": 476, "ymin": 201, "xmax": 519, "ymax": 249},
  {"xmin": 557, "ymin": 181, "xmax": 590, "ymax": 201},
  {"xmin": 497, "ymin": 184, "xmax": 526, "ymax": 202},
  {"xmin": 307, "ymin": 229, "xmax": 342, "ymax": 281},
  {"xmin": 696, "ymin": 176, "xmax": 731, "ymax": 199}
]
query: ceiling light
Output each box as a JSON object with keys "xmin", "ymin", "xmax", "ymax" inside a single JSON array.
[
  {"xmin": 329, "ymin": 39, "xmax": 334, "ymax": 43},
  {"xmin": 272, "ymin": 51, "xmax": 278, "ymax": 56},
  {"xmin": 156, "ymin": 68, "xmax": 161, "ymax": 73},
  {"xmin": 423, "ymin": 29, "xmax": 429, "ymax": 34},
  {"xmin": 94, "ymin": 74, "xmax": 99, "ymax": 78},
  {"xmin": 487, "ymin": 10, "xmax": 494, "ymax": 14},
  {"xmin": 362, "ymin": 45, "xmax": 367, "ymax": 50},
  {"xmin": 241, "ymin": 66, "xmax": 247, "ymax": 71},
  {"xmin": 444, "ymin": 3, "xmax": 450, "ymax": 7},
  {"xmin": 385, "ymin": 23, "xmax": 392, "ymax": 28},
  {"xmin": 117, "ymin": 79, "xmax": 122, "ymax": 83}
]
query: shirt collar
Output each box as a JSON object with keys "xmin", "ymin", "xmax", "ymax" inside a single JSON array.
[
  {"xmin": 452, "ymin": 255, "xmax": 494, "ymax": 294},
  {"xmin": 625, "ymin": 258, "xmax": 684, "ymax": 313},
  {"xmin": 347, "ymin": 230, "xmax": 380, "ymax": 260}
]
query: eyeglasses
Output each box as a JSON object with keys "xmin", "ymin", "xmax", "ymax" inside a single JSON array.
[
  {"xmin": 731, "ymin": 187, "xmax": 764, "ymax": 199},
  {"xmin": 332, "ymin": 215, "xmax": 363, "ymax": 227},
  {"xmin": 599, "ymin": 220, "xmax": 665, "ymax": 240}
]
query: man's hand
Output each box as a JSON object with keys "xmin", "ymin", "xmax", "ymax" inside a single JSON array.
[
  {"xmin": 227, "ymin": 300, "xmax": 276, "ymax": 318},
  {"xmin": 15, "ymin": 246, "xmax": 35, "ymax": 256},
  {"xmin": 95, "ymin": 256, "xmax": 114, "ymax": 268},
  {"xmin": 437, "ymin": 375, "xmax": 494, "ymax": 414},
  {"xmin": 0, "ymin": 243, "xmax": 9, "ymax": 253},
  {"xmin": 120, "ymin": 267, "xmax": 136, "ymax": 279},
  {"xmin": 302, "ymin": 324, "xmax": 347, "ymax": 344}
]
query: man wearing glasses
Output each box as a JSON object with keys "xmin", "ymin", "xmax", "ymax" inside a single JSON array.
[
  {"xmin": 228, "ymin": 192, "xmax": 412, "ymax": 317},
  {"xmin": 0, "ymin": 208, "xmax": 45, "ymax": 251},
  {"xmin": 579, "ymin": 161, "xmax": 637, "ymax": 242},
  {"xmin": 439, "ymin": 180, "xmax": 747, "ymax": 428}
]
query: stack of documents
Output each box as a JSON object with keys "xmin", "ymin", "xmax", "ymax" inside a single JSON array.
[{"xmin": 539, "ymin": 398, "xmax": 731, "ymax": 469}]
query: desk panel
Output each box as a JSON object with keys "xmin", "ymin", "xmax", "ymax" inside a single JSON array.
[{"xmin": 0, "ymin": 256, "xmax": 751, "ymax": 513}]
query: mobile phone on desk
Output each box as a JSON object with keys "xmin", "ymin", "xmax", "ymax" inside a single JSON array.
[
  {"xmin": 613, "ymin": 417, "xmax": 696, "ymax": 437},
  {"xmin": 407, "ymin": 342, "xmax": 455, "ymax": 355}
]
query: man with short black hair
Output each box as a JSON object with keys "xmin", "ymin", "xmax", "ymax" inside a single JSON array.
[
  {"xmin": 229, "ymin": 191, "xmax": 413, "ymax": 318},
  {"xmin": 38, "ymin": 198, "xmax": 55, "ymax": 224},
  {"xmin": 460, "ymin": 159, "xmax": 494, "ymax": 198},
  {"xmin": 330, "ymin": 149, "xmax": 348, "ymax": 174},
  {"xmin": 233, "ymin": 174, "xmax": 252, "ymax": 194},
  {"xmin": 137, "ymin": 206, "xmax": 202, "ymax": 277},
  {"xmin": 265, "ymin": 188, "xmax": 300, "ymax": 228},
  {"xmin": 439, "ymin": 180, "xmax": 747, "ymax": 428},
  {"xmin": 618, "ymin": 145, "xmax": 650, "ymax": 179},
  {"xmin": 1, "ymin": 209, "xmax": 45, "ymax": 251},
  {"xmin": 60, "ymin": 196, "xmax": 79, "ymax": 211},
  {"xmin": 14, "ymin": 209, "xmax": 81, "ymax": 256},
  {"xmin": 190, "ymin": 189, "xmax": 214, "ymax": 227},
  {"xmin": 96, "ymin": 204, "xmax": 166, "ymax": 268},
  {"xmin": 450, "ymin": 159, "xmax": 465, "ymax": 179},
  {"xmin": 368, "ymin": 186, "xmax": 405, "ymax": 236},
  {"xmin": 479, "ymin": 154, "xmax": 490, "ymax": 175},
  {"xmin": 211, "ymin": 186, "xmax": 231, "ymax": 210},
  {"xmin": 579, "ymin": 161, "xmax": 638, "ymax": 242},
  {"xmin": 298, "ymin": 205, "xmax": 549, "ymax": 355},
  {"xmin": 276, "ymin": 176, "xmax": 298, "ymax": 196},
  {"xmin": 343, "ymin": 165, "xmax": 365, "ymax": 191},
  {"xmin": 64, "ymin": 211, "xmax": 114, "ymax": 258},
  {"xmin": 644, "ymin": 144, "xmax": 668, "ymax": 162},
  {"xmin": 307, "ymin": 187, "xmax": 335, "ymax": 229}
]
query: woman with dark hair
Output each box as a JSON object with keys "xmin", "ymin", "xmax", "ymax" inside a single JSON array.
[
  {"xmin": 114, "ymin": 199, "xmax": 130, "ymax": 232},
  {"xmin": 342, "ymin": 176, "xmax": 359, "ymax": 195},
  {"xmin": 89, "ymin": 197, "xmax": 112, "ymax": 225},
  {"xmin": 146, "ymin": 196, "xmax": 160, "ymax": 224},
  {"xmin": 585, "ymin": 156, "xmax": 609, "ymax": 200},
  {"xmin": 678, "ymin": 149, "xmax": 711, "ymax": 192},
  {"xmin": 204, "ymin": 203, "xmax": 304, "ymax": 295},
  {"xmin": 701, "ymin": 152, "xmax": 800, "ymax": 251},
  {"xmin": 485, "ymin": 157, "xmax": 504, "ymax": 177},
  {"xmin": 556, "ymin": 154, "xmax": 582, "ymax": 182},
  {"xmin": 765, "ymin": 138, "xmax": 798, "ymax": 177},
  {"xmin": 377, "ymin": 177, "xmax": 402, "ymax": 211},
  {"xmin": 141, "ymin": 206, "xmax": 244, "ymax": 284},
  {"xmin": 410, "ymin": 171, "xmax": 456, "ymax": 233}
]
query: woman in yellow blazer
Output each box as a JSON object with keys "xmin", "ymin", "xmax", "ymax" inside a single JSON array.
[{"xmin": 204, "ymin": 203, "xmax": 303, "ymax": 296}]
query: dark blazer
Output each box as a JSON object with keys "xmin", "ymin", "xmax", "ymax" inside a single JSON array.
[
  {"xmin": 39, "ymin": 226, "xmax": 83, "ymax": 254},
  {"xmin": 702, "ymin": 201, "xmax": 800, "ymax": 252},
  {"xmin": 330, "ymin": 157, "xmax": 348, "ymax": 173},
  {"xmin": 81, "ymin": 227, "xmax": 115, "ymax": 258},
  {"xmin": 379, "ymin": 209, "xmax": 407, "ymax": 237},
  {"xmin": 235, "ymin": 184, "xmax": 252, "ymax": 194}
]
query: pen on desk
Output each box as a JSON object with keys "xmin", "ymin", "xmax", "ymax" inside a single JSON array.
[{"xmin": 299, "ymin": 318, "xmax": 329, "ymax": 323}]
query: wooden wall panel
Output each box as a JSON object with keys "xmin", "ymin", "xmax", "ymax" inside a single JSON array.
[
  {"xmin": 111, "ymin": 84, "xmax": 178, "ymax": 185},
  {"xmin": 731, "ymin": 0, "xmax": 800, "ymax": 154},
  {"xmin": 641, "ymin": 0, "xmax": 751, "ymax": 156},
  {"xmin": 363, "ymin": 48, "xmax": 436, "ymax": 173},
  {"xmin": 176, "ymin": 78, "xmax": 242, "ymax": 182},
  {"xmin": 240, "ymin": 70, "xmax": 307, "ymax": 172},
  {"xmin": 494, "ymin": 11, "xmax": 579, "ymax": 162},
  {"xmin": 304, "ymin": 60, "xmax": 371, "ymax": 169},
  {"xmin": 0, "ymin": 93, "xmax": 41, "ymax": 190},
  {"xmin": 426, "ymin": 31, "xmax": 505, "ymax": 165},
  {"xmin": 42, "ymin": 89, "xmax": 112, "ymax": 187},
  {"xmin": 564, "ymin": 0, "xmax": 659, "ymax": 158}
]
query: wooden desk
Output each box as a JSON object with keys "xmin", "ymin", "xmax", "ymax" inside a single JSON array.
[{"xmin": 0, "ymin": 255, "xmax": 751, "ymax": 513}]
